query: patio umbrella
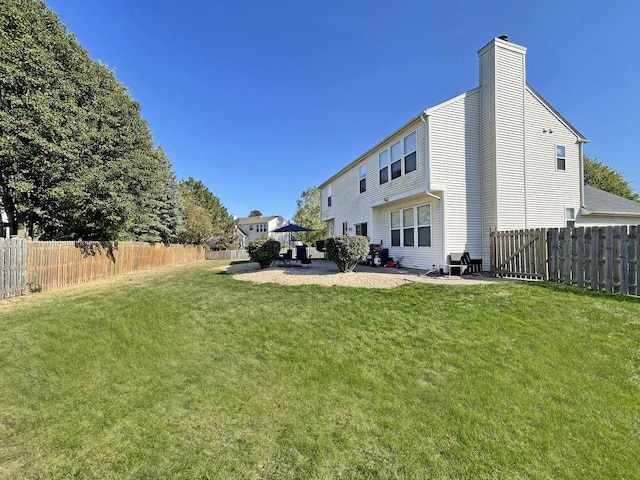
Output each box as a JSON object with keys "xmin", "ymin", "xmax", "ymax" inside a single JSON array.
[{"xmin": 272, "ymin": 223, "xmax": 313, "ymax": 247}]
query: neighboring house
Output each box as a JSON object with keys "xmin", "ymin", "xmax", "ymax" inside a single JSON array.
[
  {"xmin": 236, "ymin": 215, "xmax": 288, "ymax": 248},
  {"xmin": 319, "ymin": 36, "xmax": 640, "ymax": 271},
  {"xmin": 578, "ymin": 185, "xmax": 640, "ymax": 226}
]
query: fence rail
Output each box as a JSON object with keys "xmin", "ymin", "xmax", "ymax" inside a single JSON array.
[
  {"xmin": 491, "ymin": 225, "xmax": 640, "ymax": 296},
  {"xmin": 27, "ymin": 241, "xmax": 205, "ymax": 292},
  {"xmin": 0, "ymin": 238, "xmax": 27, "ymax": 299}
]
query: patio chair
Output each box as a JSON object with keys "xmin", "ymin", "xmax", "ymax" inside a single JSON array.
[
  {"xmin": 296, "ymin": 245, "xmax": 312, "ymax": 267},
  {"xmin": 274, "ymin": 249, "xmax": 292, "ymax": 266}
]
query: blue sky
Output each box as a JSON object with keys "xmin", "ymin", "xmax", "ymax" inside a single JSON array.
[{"xmin": 45, "ymin": 0, "xmax": 640, "ymax": 220}]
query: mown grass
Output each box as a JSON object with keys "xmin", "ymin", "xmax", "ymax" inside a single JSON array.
[{"xmin": 1, "ymin": 262, "xmax": 639, "ymax": 479}]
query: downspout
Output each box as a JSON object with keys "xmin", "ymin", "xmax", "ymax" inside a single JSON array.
[{"xmin": 421, "ymin": 113, "xmax": 445, "ymax": 266}]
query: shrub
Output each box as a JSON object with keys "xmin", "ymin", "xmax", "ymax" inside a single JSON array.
[
  {"xmin": 246, "ymin": 235, "xmax": 281, "ymax": 269},
  {"xmin": 325, "ymin": 235, "xmax": 370, "ymax": 273}
]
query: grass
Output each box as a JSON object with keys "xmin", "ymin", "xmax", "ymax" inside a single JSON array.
[{"xmin": 1, "ymin": 261, "xmax": 639, "ymax": 479}]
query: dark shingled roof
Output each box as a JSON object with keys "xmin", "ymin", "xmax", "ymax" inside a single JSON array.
[{"xmin": 583, "ymin": 185, "xmax": 640, "ymax": 216}]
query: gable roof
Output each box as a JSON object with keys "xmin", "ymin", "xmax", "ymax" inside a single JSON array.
[
  {"xmin": 236, "ymin": 215, "xmax": 280, "ymax": 225},
  {"xmin": 526, "ymin": 84, "xmax": 588, "ymax": 143},
  {"xmin": 583, "ymin": 185, "xmax": 640, "ymax": 216}
]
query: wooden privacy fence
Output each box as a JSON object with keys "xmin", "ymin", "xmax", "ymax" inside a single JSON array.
[
  {"xmin": 491, "ymin": 225, "xmax": 640, "ymax": 296},
  {"xmin": 1, "ymin": 238, "xmax": 27, "ymax": 299},
  {"xmin": 548, "ymin": 225, "xmax": 640, "ymax": 296},
  {"xmin": 205, "ymin": 249, "xmax": 250, "ymax": 261},
  {"xmin": 27, "ymin": 241, "xmax": 205, "ymax": 292},
  {"xmin": 491, "ymin": 228, "xmax": 548, "ymax": 280}
]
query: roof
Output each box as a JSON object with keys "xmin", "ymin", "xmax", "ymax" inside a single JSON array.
[
  {"xmin": 583, "ymin": 185, "xmax": 640, "ymax": 216},
  {"xmin": 236, "ymin": 215, "xmax": 280, "ymax": 225}
]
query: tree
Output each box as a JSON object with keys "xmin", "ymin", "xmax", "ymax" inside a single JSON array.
[
  {"xmin": 292, "ymin": 186, "xmax": 327, "ymax": 245},
  {"xmin": 178, "ymin": 177, "xmax": 235, "ymax": 247},
  {"xmin": 0, "ymin": 0, "xmax": 185, "ymax": 241},
  {"xmin": 584, "ymin": 154, "xmax": 639, "ymax": 202},
  {"xmin": 248, "ymin": 210, "xmax": 262, "ymax": 217}
]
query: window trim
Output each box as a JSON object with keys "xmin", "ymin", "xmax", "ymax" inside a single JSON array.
[
  {"xmin": 377, "ymin": 129, "xmax": 418, "ymax": 184},
  {"xmin": 359, "ymin": 163, "xmax": 366, "ymax": 193},
  {"xmin": 556, "ymin": 144, "xmax": 566, "ymax": 171},
  {"xmin": 390, "ymin": 203, "xmax": 432, "ymax": 248}
]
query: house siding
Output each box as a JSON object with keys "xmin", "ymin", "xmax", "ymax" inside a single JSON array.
[
  {"xmin": 429, "ymin": 90, "xmax": 482, "ymax": 258},
  {"xmin": 524, "ymin": 88, "xmax": 581, "ymax": 227},
  {"xmin": 494, "ymin": 45, "xmax": 527, "ymax": 230}
]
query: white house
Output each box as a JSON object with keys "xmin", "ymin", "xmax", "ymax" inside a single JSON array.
[
  {"xmin": 236, "ymin": 215, "xmax": 288, "ymax": 247},
  {"xmin": 319, "ymin": 36, "xmax": 640, "ymax": 271}
]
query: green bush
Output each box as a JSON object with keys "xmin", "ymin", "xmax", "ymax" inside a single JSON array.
[
  {"xmin": 246, "ymin": 235, "xmax": 281, "ymax": 269},
  {"xmin": 325, "ymin": 235, "xmax": 370, "ymax": 273}
]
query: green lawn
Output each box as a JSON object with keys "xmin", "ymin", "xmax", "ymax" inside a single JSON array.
[{"xmin": 1, "ymin": 262, "xmax": 639, "ymax": 479}]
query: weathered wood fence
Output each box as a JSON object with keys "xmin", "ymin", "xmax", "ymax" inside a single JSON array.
[
  {"xmin": 26, "ymin": 241, "xmax": 205, "ymax": 292},
  {"xmin": 0, "ymin": 238, "xmax": 27, "ymax": 299},
  {"xmin": 491, "ymin": 225, "xmax": 640, "ymax": 296},
  {"xmin": 205, "ymin": 249, "xmax": 250, "ymax": 261}
]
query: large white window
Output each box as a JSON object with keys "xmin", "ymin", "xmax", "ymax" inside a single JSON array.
[
  {"xmin": 359, "ymin": 163, "xmax": 366, "ymax": 193},
  {"xmin": 327, "ymin": 184, "xmax": 332, "ymax": 207},
  {"xmin": 378, "ymin": 130, "xmax": 418, "ymax": 184},
  {"xmin": 256, "ymin": 223, "xmax": 267, "ymax": 233},
  {"xmin": 390, "ymin": 204, "xmax": 431, "ymax": 247}
]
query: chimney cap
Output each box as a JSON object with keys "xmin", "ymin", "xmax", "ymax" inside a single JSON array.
[{"xmin": 498, "ymin": 34, "xmax": 509, "ymax": 41}]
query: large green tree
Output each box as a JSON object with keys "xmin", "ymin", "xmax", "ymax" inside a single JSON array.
[
  {"xmin": 584, "ymin": 154, "xmax": 639, "ymax": 202},
  {"xmin": 0, "ymin": 0, "xmax": 185, "ymax": 240},
  {"xmin": 292, "ymin": 186, "xmax": 327, "ymax": 245},
  {"xmin": 178, "ymin": 177, "xmax": 235, "ymax": 247}
]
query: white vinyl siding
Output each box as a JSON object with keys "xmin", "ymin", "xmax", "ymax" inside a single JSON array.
[
  {"xmin": 429, "ymin": 90, "xmax": 482, "ymax": 257},
  {"xmin": 524, "ymin": 88, "xmax": 581, "ymax": 228}
]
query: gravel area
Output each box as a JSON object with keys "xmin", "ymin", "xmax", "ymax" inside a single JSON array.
[{"xmin": 223, "ymin": 260, "xmax": 504, "ymax": 289}]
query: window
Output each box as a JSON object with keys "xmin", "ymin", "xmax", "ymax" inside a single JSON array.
[
  {"xmin": 379, "ymin": 150, "xmax": 389, "ymax": 184},
  {"xmin": 390, "ymin": 204, "xmax": 431, "ymax": 248},
  {"xmin": 355, "ymin": 222, "xmax": 368, "ymax": 237},
  {"xmin": 359, "ymin": 163, "xmax": 366, "ymax": 193},
  {"xmin": 327, "ymin": 184, "xmax": 332, "ymax": 207},
  {"xmin": 404, "ymin": 131, "xmax": 417, "ymax": 173},
  {"xmin": 378, "ymin": 130, "xmax": 417, "ymax": 183},
  {"xmin": 565, "ymin": 207, "xmax": 575, "ymax": 227},
  {"xmin": 342, "ymin": 222, "xmax": 348, "ymax": 235},
  {"xmin": 390, "ymin": 211, "xmax": 400, "ymax": 246},
  {"xmin": 403, "ymin": 208, "xmax": 414, "ymax": 246},
  {"xmin": 256, "ymin": 223, "xmax": 267, "ymax": 233},
  {"xmin": 556, "ymin": 145, "xmax": 566, "ymax": 171},
  {"xmin": 417, "ymin": 204, "xmax": 431, "ymax": 246},
  {"xmin": 390, "ymin": 141, "xmax": 402, "ymax": 179}
]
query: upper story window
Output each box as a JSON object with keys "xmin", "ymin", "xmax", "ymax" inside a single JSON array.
[
  {"xmin": 378, "ymin": 130, "xmax": 418, "ymax": 184},
  {"xmin": 359, "ymin": 163, "xmax": 366, "ymax": 193},
  {"xmin": 390, "ymin": 141, "xmax": 402, "ymax": 180},
  {"xmin": 556, "ymin": 145, "xmax": 566, "ymax": 171},
  {"xmin": 379, "ymin": 150, "xmax": 389, "ymax": 184},
  {"xmin": 327, "ymin": 184, "xmax": 332, "ymax": 207},
  {"xmin": 404, "ymin": 131, "xmax": 417, "ymax": 174},
  {"xmin": 256, "ymin": 223, "xmax": 267, "ymax": 233}
]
